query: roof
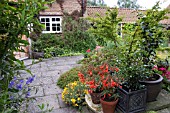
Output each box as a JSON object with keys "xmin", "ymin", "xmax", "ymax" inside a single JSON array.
[
  {"xmin": 85, "ymin": 6, "xmax": 170, "ymax": 24},
  {"xmin": 39, "ymin": 0, "xmax": 86, "ymax": 16}
]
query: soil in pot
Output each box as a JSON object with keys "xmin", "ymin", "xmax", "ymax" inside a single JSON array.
[{"xmin": 90, "ymin": 92, "xmax": 101, "ymax": 104}]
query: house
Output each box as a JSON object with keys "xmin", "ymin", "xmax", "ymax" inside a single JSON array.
[{"xmin": 39, "ymin": 0, "xmax": 87, "ymax": 33}]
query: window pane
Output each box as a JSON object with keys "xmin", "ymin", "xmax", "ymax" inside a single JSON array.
[
  {"xmin": 46, "ymin": 23, "xmax": 50, "ymax": 26},
  {"xmin": 52, "ymin": 24, "xmax": 56, "ymax": 27},
  {"xmin": 52, "ymin": 27, "xmax": 56, "ymax": 31},
  {"xmin": 56, "ymin": 18, "xmax": 60, "ymax": 21},
  {"xmin": 46, "ymin": 27, "xmax": 50, "ymax": 31},
  {"xmin": 41, "ymin": 18, "xmax": 45, "ymax": 22},
  {"xmin": 57, "ymin": 27, "xmax": 60, "ymax": 31},
  {"xmin": 57, "ymin": 24, "xmax": 60, "ymax": 26},
  {"xmin": 46, "ymin": 18, "xmax": 49, "ymax": 22},
  {"xmin": 52, "ymin": 18, "xmax": 55, "ymax": 21}
]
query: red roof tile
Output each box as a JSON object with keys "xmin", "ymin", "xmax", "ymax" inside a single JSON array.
[
  {"xmin": 85, "ymin": 6, "xmax": 170, "ymax": 24},
  {"xmin": 39, "ymin": 0, "xmax": 85, "ymax": 16}
]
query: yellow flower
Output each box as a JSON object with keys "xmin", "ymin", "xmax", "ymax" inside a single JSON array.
[
  {"xmin": 74, "ymin": 104, "xmax": 78, "ymax": 106},
  {"xmin": 84, "ymin": 90, "xmax": 88, "ymax": 94},
  {"xmin": 77, "ymin": 98, "xmax": 81, "ymax": 101},
  {"xmin": 71, "ymin": 98, "xmax": 76, "ymax": 104}
]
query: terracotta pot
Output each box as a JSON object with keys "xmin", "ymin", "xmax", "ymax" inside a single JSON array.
[
  {"xmin": 139, "ymin": 73, "xmax": 163, "ymax": 102},
  {"xmin": 90, "ymin": 92, "xmax": 101, "ymax": 104},
  {"xmin": 100, "ymin": 98, "xmax": 118, "ymax": 113}
]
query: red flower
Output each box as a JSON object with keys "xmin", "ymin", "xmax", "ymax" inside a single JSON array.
[{"xmin": 86, "ymin": 49, "xmax": 91, "ymax": 53}]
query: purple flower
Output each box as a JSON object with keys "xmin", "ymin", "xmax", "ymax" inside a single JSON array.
[
  {"xmin": 9, "ymin": 81, "xmax": 15, "ymax": 89},
  {"xmin": 10, "ymin": 96, "xmax": 14, "ymax": 100},
  {"xmin": 25, "ymin": 92, "xmax": 30, "ymax": 98},
  {"xmin": 20, "ymin": 79, "xmax": 24, "ymax": 83},
  {"xmin": 26, "ymin": 75, "xmax": 35, "ymax": 84},
  {"xmin": 16, "ymin": 84, "xmax": 22, "ymax": 90}
]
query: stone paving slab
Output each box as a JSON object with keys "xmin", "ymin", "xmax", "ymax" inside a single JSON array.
[
  {"xmin": 146, "ymin": 90, "xmax": 170, "ymax": 111},
  {"xmin": 43, "ymin": 84, "xmax": 62, "ymax": 96}
]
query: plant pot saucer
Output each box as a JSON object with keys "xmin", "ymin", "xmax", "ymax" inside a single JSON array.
[
  {"xmin": 85, "ymin": 94, "xmax": 121, "ymax": 113},
  {"xmin": 85, "ymin": 94, "xmax": 102, "ymax": 113}
]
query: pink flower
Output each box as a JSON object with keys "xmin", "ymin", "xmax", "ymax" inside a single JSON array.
[
  {"xmin": 158, "ymin": 67, "xmax": 166, "ymax": 71},
  {"xmin": 152, "ymin": 65, "xmax": 158, "ymax": 70},
  {"xmin": 95, "ymin": 46, "xmax": 102, "ymax": 50},
  {"xmin": 86, "ymin": 49, "xmax": 91, "ymax": 53}
]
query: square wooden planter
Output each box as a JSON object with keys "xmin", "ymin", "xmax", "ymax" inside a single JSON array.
[{"xmin": 117, "ymin": 88, "xmax": 147, "ymax": 113}]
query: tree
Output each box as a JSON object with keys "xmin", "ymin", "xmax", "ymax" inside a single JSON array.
[
  {"xmin": 87, "ymin": 0, "xmax": 106, "ymax": 6},
  {"xmin": 117, "ymin": 0, "xmax": 141, "ymax": 9}
]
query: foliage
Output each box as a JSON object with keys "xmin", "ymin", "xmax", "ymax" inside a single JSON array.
[
  {"xmin": 62, "ymin": 16, "xmax": 97, "ymax": 53},
  {"xmin": 0, "ymin": 0, "xmax": 50, "ymax": 112},
  {"xmin": 62, "ymin": 81, "xmax": 88, "ymax": 110},
  {"xmin": 117, "ymin": 0, "xmax": 141, "ymax": 9},
  {"xmin": 117, "ymin": 3, "xmax": 169, "ymax": 91},
  {"xmin": 44, "ymin": 47, "xmax": 56, "ymax": 58},
  {"xmin": 87, "ymin": 0, "xmax": 106, "ymax": 6},
  {"xmin": 57, "ymin": 67, "xmax": 81, "ymax": 89},
  {"xmin": 38, "ymin": 103, "xmax": 54, "ymax": 113},
  {"xmin": 81, "ymin": 45, "xmax": 121, "ymax": 67},
  {"xmin": 7, "ymin": 75, "xmax": 35, "ymax": 111},
  {"xmin": 87, "ymin": 8, "xmax": 122, "ymax": 46},
  {"xmin": 32, "ymin": 17, "xmax": 97, "ymax": 57}
]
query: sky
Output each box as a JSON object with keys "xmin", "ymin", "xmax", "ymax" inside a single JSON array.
[{"xmin": 103, "ymin": 0, "xmax": 170, "ymax": 9}]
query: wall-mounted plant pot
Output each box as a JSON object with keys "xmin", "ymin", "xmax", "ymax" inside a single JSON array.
[
  {"xmin": 117, "ymin": 87, "xmax": 147, "ymax": 113},
  {"xmin": 32, "ymin": 51, "xmax": 44, "ymax": 59},
  {"xmin": 139, "ymin": 73, "xmax": 163, "ymax": 102}
]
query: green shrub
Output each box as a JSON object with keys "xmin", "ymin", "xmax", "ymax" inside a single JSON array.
[{"xmin": 57, "ymin": 67, "xmax": 81, "ymax": 89}]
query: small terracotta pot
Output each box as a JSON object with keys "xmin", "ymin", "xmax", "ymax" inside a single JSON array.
[
  {"xmin": 90, "ymin": 92, "xmax": 101, "ymax": 104},
  {"xmin": 100, "ymin": 98, "xmax": 118, "ymax": 113}
]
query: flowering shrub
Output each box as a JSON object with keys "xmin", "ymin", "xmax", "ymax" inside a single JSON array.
[
  {"xmin": 78, "ymin": 63, "xmax": 121, "ymax": 100},
  {"xmin": 8, "ymin": 75, "xmax": 35, "ymax": 110},
  {"xmin": 62, "ymin": 81, "xmax": 88, "ymax": 110}
]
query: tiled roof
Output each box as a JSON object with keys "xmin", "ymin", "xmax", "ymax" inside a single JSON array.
[
  {"xmin": 39, "ymin": 0, "xmax": 83, "ymax": 16},
  {"xmin": 85, "ymin": 6, "xmax": 170, "ymax": 24}
]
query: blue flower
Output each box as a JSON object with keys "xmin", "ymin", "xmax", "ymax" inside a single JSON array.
[
  {"xmin": 20, "ymin": 79, "xmax": 24, "ymax": 83},
  {"xmin": 9, "ymin": 81, "xmax": 15, "ymax": 89},
  {"xmin": 16, "ymin": 84, "xmax": 22, "ymax": 90},
  {"xmin": 25, "ymin": 91, "xmax": 30, "ymax": 98},
  {"xmin": 26, "ymin": 75, "xmax": 35, "ymax": 84},
  {"xmin": 10, "ymin": 96, "xmax": 14, "ymax": 100}
]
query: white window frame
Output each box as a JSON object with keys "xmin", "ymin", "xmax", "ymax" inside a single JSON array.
[{"xmin": 39, "ymin": 16, "xmax": 62, "ymax": 33}]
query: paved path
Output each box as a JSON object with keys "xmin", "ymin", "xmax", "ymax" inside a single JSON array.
[{"xmin": 22, "ymin": 55, "xmax": 94, "ymax": 113}]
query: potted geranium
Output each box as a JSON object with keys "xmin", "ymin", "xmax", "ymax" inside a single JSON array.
[
  {"xmin": 100, "ymin": 68, "xmax": 120, "ymax": 113},
  {"xmin": 78, "ymin": 63, "xmax": 120, "ymax": 104}
]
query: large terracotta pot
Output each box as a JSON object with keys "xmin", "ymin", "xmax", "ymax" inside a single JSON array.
[
  {"xmin": 100, "ymin": 98, "xmax": 118, "ymax": 113},
  {"xmin": 90, "ymin": 92, "xmax": 101, "ymax": 104},
  {"xmin": 139, "ymin": 73, "xmax": 163, "ymax": 102}
]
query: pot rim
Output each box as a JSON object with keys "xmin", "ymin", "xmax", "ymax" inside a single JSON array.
[{"xmin": 140, "ymin": 73, "xmax": 163, "ymax": 84}]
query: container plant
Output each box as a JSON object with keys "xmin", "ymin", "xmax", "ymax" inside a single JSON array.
[
  {"xmin": 134, "ymin": 3, "xmax": 168, "ymax": 102},
  {"xmin": 100, "ymin": 68, "xmax": 120, "ymax": 113},
  {"xmin": 116, "ymin": 3, "xmax": 168, "ymax": 112},
  {"xmin": 78, "ymin": 63, "xmax": 120, "ymax": 104}
]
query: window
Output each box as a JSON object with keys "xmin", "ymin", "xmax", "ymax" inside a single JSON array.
[{"xmin": 39, "ymin": 16, "xmax": 62, "ymax": 33}]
